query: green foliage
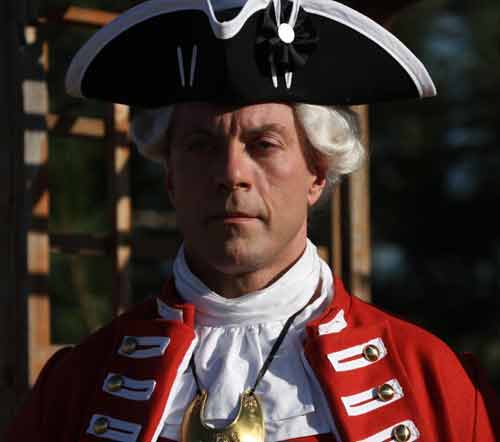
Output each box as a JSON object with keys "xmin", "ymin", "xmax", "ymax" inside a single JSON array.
[
  {"xmin": 49, "ymin": 136, "xmax": 109, "ymax": 232},
  {"xmin": 46, "ymin": 3, "xmax": 114, "ymax": 341},
  {"xmin": 48, "ymin": 134, "xmax": 112, "ymax": 342},
  {"xmin": 50, "ymin": 253, "xmax": 112, "ymax": 343}
]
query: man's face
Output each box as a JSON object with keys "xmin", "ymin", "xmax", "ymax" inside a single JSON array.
[{"xmin": 166, "ymin": 102, "xmax": 326, "ymax": 280}]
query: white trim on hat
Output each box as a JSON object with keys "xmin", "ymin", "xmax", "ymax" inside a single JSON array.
[{"xmin": 304, "ymin": 0, "xmax": 436, "ymax": 98}]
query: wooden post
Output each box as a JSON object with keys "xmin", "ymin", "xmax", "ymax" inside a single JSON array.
[
  {"xmin": 23, "ymin": 25, "xmax": 56, "ymax": 385},
  {"xmin": 348, "ymin": 105, "xmax": 371, "ymax": 301},
  {"xmin": 331, "ymin": 105, "xmax": 372, "ymax": 302},
  {"xmin": 0, "ymin": 0, "xmax": 29, "ymax": 434},
  {"xmin": 331, "ymin": 187, "xmax": 343, "ymax": 278},
  {"xmin": 107, "ymin": 104, "xmax": 132, "ymax": 316}
]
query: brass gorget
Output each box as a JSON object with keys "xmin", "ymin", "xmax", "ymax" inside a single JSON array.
[
  {"xmin": 180, "ymin": 287, "xmax": 318, "ymax": 442},
  {"xmin": 180, "ymin": 389, "xmax": 265, "ymax": 442}
]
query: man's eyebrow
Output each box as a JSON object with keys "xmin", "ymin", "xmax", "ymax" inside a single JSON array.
[
  {"xmin": 180, "ymin": 123, "xmax": 287, "ymax": 138},
  {"xmin": 243, "ymin": 123, "xmax": 288, "ymax": 135}
]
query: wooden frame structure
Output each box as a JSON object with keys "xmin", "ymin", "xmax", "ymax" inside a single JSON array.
[{"xmin": 24, "ymin": 9, "xmax": 134, "ymax": 387}]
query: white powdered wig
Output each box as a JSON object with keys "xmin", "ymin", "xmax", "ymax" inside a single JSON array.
[
  {"xmin": 130, "ymin": 104, "xmax": 365, "ymax": 186},
  {"xmin": 293, "ymin": 104, "xmax": 365, "ymax": 185}
]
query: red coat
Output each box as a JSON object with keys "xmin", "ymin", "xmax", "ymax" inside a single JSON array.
[{"xmin": 7, "ymin": 277, "xmax": 500, "ymax": 442}]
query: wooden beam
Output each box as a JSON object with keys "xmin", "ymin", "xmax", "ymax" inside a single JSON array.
[
  {"xmin": 50, "ymin": 232, "xmax": 180, "ymax": 260},
  {"xmin": 46, "ymin": 113, "xmax": 105, "ymax": 139},
  {"xmin": 50, "ymin": 233, "xmax": 112, "ymax": 256},
  {"xmin": 133, "ymin": 236, "xmax": 182, "ymax": 260},
  {"xmin": 134, "ymin": 209, "xmax": 177, "ymax": 230},
  {"xmin": 43, "ymin": 6, "xmax": 118, "ymax": 27}
]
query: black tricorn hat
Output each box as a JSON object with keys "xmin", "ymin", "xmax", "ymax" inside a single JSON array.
[{"xmin": 66, "ymin": 0, "xmax": 436, "ymax": 107}]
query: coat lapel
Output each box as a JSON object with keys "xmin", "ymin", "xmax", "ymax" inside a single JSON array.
[
  {"xmin": 79, "ymin": 284, "xmax": 196, "ymax": 442},
  {"xmin": 304, "ymin": 277, "xmax": 425, "ymax": 442}
]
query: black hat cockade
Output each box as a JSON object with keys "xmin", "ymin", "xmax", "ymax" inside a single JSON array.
[{"xmin": 66, "ymin": 0, "xmax": 436, "ymax": 107}]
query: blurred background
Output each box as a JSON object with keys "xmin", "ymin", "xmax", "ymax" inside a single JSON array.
[
  {"xmin": 1, "ymin": 0, "xmax": 499, "ymax": 423},
  {"xmin": 371, "ymin": 0, "xmax": 500, "ymax": 390}
]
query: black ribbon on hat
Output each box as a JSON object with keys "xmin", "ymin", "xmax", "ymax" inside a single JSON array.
[{"xmin": 255, "ymin": 0, "xmax": 319, "ymax": 76}]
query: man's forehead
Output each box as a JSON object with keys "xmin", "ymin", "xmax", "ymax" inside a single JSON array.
[{"xmin": 173, "ymin": 102, "xmax": 295, "ymax": 133}]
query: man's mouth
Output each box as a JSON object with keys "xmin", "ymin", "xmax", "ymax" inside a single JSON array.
[
  {"xmin": 224, "ymin": 212, "xmax": 254, "ymax": 218},
  {"xmin": 209, "ymin": 211, "xmax": 258, "ymax": 223}
]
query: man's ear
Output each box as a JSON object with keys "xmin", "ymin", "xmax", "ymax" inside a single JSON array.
[
  {"xmin": 307, "ymin": 155, "xmax": 328, "ymax": 206},
  {"xmin": 307, "ymin": 172, "xmax": 327, "ymax": 207}
]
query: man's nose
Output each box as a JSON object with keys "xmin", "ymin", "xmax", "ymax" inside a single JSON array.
[{"xmin": 214, "ymin": 140, "xmax": 252, "ymax": 192}]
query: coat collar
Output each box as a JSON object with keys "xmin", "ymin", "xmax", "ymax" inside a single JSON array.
[{"xmin": 156, "ymin": 274, "xmax": 351, "ymax": 334}]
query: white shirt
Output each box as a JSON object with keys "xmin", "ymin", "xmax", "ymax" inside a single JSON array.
[{"xmin": 159, "ymin": 239, "xmax": 334, "ymax": 441}]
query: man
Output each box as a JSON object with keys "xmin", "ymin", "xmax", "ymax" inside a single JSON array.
[{"xmin": 8, "ymin": 0, "xmax": 499, "ymax": 441}]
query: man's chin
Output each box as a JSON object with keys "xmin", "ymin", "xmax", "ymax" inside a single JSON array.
[
  {"xmin": 185, "ymin": 233, "xmax": 269, "ymax": 274},
  {"xmin": 206, "ymin": 244, "xmax": 264, "ymax": 274}
]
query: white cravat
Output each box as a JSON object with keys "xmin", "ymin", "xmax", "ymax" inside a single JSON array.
[{"xmin": 159, "ymin": 239, "xmax": 334, "ymax": 442}]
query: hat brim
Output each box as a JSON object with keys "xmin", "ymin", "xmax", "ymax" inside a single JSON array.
[{"xmin": 66, "ymin": 0, "xmax": 436, "ymax": 107}]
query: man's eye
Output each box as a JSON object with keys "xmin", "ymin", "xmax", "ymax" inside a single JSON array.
[{"xmin": 253, "ymin": 139, "xmax": 278, "ymax": 150}]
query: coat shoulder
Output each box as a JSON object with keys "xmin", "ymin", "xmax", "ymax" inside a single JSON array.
[
  {"xmin": 70, "ymin": 295, "xmax": 158, "ymax": 357},
  {"xmin": 348, "ymin": 294, "xmax": 457, "ymax": 361}
]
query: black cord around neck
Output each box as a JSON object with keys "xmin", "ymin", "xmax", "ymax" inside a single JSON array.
[{"xmin": 190, "ymin": 302, "xmax": 309, "ymax": 395}]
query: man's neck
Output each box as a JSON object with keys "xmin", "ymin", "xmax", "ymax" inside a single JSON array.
[{"xmin": 184, "ymin": 243, "xmax": 307, "ymax": 299}]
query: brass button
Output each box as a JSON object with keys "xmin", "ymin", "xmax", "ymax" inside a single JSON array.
[
  {"xmin": 362, "ymin": 344, "xmax": 380, "ymax": 362},
  {"xmin": 392, "ymin": 424, "xmax": 411, "ymax": 442},
  {"xmin": 121, "ymin": 337, "xmax": 138, "ymax": 354},
  {"xmin": 376, "ymin": 383, "xmax": 395, "ymax": 402},
  {"xmin": 106, "ymin": 374, "xmax": 124, "ymax": 392},
  {"xmin": 93, "ymin": 417, "xmax": 109, "ymax": 435}
]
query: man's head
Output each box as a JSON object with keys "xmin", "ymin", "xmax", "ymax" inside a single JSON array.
[
  {"xmin": 132, "ymin": 102, "xmax": 364, "ymax": 292},
  {"xmin": 67, "ymin": 0, "xmax": 435, "ymax": 296}
]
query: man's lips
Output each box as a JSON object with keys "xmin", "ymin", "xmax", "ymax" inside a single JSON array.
[{"xmin": 208, "ymin": 212, "xmax": 259, "ymax": 223}]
